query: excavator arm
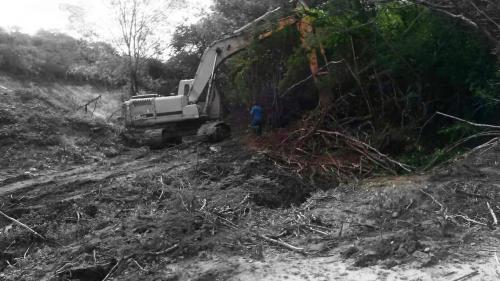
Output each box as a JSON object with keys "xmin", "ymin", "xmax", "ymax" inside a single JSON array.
[
  {"xmin": 188, "ymin": 7, "xmax": 293, "ymax": 105},
  {"xmin": 122, "ymin": 1, "xmax": 323, "ymax": 143},
  {"xmin": 188, "ymin": 4, "xmax": 320, "ymax": 112}
]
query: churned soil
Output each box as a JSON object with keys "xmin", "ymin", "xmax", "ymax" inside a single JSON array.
[{"xmin": 1, "ymin": 77, "xmax": 500, "ymax": 280}]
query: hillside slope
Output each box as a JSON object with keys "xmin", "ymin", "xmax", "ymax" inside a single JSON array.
[{"xmin": 0, "ymin": 75, "xmax": 124, "ymax": 182}]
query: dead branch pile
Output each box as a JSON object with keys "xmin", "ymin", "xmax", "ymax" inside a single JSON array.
[
  {"xmin": 422, "ymin": 112, "xmax": 500, "ymax": 169},
  {"xmin": 258, "ymin": 111, "xmax": 411, "ymax": 181},
  {"xmin": 420, "ymin": 179, "xmax": 500, "ymax": 229},
  {"xmin": 76, "ymin": 95, "xmax": 102, "ymax": 115}
]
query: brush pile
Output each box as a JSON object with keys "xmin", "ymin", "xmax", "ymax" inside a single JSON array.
[{"xmin": 254, "ymin": 111, "xmax": 412, "ymax": 182}]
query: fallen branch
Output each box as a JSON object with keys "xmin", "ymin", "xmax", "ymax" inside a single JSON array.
[
  {"xmin": 437, "ymin": 112, "xmax": 500, "ymax": 130},
  {"xmin": 455, "ymin": 189, "xmax": 493, "ymax": 200},
  {"xmin": 55, "ymin": 263, "xmax": 77, "ymax": 275},
  {"xmin": 23, "ymin": 246, "xmax": 30, "ymax": 259},
  {"xmin": 0, "ymin": 210, "xmax": 45, "ymax": 240},
  {"xmin": 304, "ymin": 225, "xmax": 330, "ymax": 236},
  {"xmin": 472, "ymin": 138, "xmax": 500, "ymax": 156},
  {"xmin": 468, "ymin": 0, "xmax": 500, "ymax": 29},
  {"xmin": 452, "ymin": 215, "xmax": 487, "ymax": 226},
  {"xmin": 487, "ymin": 202, "xmax": 498, "ymax": 226},
  {"xmin": 147, "ymin": 243, "xmax": 179, "ymax": 256},
  {"xmin": 257, "ymin": 234, "xmax": 306, "ymax": 254},
  {"xmin": 131, "ymin": 259, "xmax": 147, "ymax": 272},
  {"xmin": 318, "ymin": 130, "xmax": 412, "ymax": 172},
  {"xmin": 423, "ymin": 132, "xmax": 500, "ymax": 170},
  {"xmin": 451, "ymin": 270, "xmax": 479, "ymax": 281},
  {"xmin": 281, "ymin": 60, "xmax": 343, "ymax": 96},
  {"xmin": 102, "ymin": 259, "xmax": 121, "ymax": 281},
  {"xmin": 106, "ymin": 108, "xmax": 121, "ymax": 122},
  {"xmin": 76, "ymin": 95, "xmax": 102, "ymax": 113},
  {"xmin": 101, "ymin": 243, "xmax": 178, "ymax": 280},
  {"xmin": 420, "ymin": 189, "xmax": 444, "ymax": 211}
]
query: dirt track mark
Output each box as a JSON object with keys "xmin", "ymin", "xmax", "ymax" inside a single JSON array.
[{"xmin": 0, "ymin": 148, "xmax": 189, "ymax": 197}]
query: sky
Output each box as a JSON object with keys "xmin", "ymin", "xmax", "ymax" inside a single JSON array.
[{"xmin": 0, "ymin": 0, "xmax": 212, "ymax": 38}]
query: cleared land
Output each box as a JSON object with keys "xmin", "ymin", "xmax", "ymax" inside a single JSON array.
[{"xmin": 1, "ymin": 78, "xmax": 500, "ymax": 280}]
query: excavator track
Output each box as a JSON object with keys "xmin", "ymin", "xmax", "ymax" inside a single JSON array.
[
  {"xmin": 122, "ymin": 120, "xmax": 230, "ymax": 148},
  {"xmin": 197, "ymin": 121, "xmax": 231, "ymax": 142},
  {"xmin": 121, "ymin": 128, "xmax": 173, "ymax": 148}
]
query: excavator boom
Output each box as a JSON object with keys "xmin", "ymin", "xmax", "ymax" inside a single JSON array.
[
  {"xmin": 188, "ymin": 7, "xmax": 294, "ymax": 105},
  {"xmin": 122, "ymin": 2, "xmax": 321, "ymax": 143}
]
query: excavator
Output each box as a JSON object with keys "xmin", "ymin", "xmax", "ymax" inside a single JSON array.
[{"xmin": 122, "ymin": 1, "xmax": 321, "ymax": 143}]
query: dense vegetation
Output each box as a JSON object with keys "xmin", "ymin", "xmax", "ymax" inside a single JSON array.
[
  {"xmin": 0, "ymin": 28, "xmax": 129, "ymax": 87},
  {"xmin": 0, "ymin": 0, "xmax": 498, "ymax": 167},
  {"xmin": 167, "ymin": 0, "xmax": 500, "ymax": 166}
]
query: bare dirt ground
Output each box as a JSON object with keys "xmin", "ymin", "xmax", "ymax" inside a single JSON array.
[
  {"xmin": 2, "ymin": 138, "xmax": 500, "ymax": 280},
  {"xmin": 1, "ymin": 79, "xmax": 500, "ymax": 280}
]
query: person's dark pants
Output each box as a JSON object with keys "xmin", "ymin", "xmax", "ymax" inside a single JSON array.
[{"xmin": 251, "ymin": 119, "xmax": 262, "ymax": 135}]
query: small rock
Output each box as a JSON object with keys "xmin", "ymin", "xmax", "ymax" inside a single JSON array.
[
  {"xmin": 391, "ymin": 211, "xmax": 400, "ymax": 218},
  {"xmin": 423, "ymin": 247, "xmax": 430, "ymax": 253},
  {"xmin": 3, "ymin": 224, "xmax": 13, "ymax": 234}
]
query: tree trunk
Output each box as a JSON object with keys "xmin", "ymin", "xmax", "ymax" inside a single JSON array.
[{"xmin": 129, "ymin": 68, "xmax": 138, "ymax": 96}]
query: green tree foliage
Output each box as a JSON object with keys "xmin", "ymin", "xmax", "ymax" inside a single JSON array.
[
  {"xmin": 171, "ymin": 0, "xmax": 293, "ymax": 57},
  {"xmin": 169, "ymin": 0, "xmax": 499, "ymax": 157},
  {"xmin": 223, "ymin": 27, "xmax": 315, "ymax": 126},
  {"xmin": 145, "ymin": 51, "xmax": 201, "ymax": 94},
  {"xmin": 165, "ymin": 0, "xmax": 300, "ymax": 115},
  {"xmin": 408, "ymin": 0, "xmax": 500, "ymax": 54},
  {"xmin": 308, "ymin": 1, "xmax": 499, "ymax": 147}
]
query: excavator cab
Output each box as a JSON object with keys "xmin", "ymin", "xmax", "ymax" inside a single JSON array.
[{"xmin": 122, "ymin": 79, "xmax": 199, "ymax": 129}]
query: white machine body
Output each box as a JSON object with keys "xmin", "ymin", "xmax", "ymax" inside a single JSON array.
[{"xmin": 121, "ymin": 6, "xmax": 305, "ymax": 141}]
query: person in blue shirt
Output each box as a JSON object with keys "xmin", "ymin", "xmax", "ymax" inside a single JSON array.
[{"xmin": 250, "ymin": 102, "xmax": 263, "ymax": 135}]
